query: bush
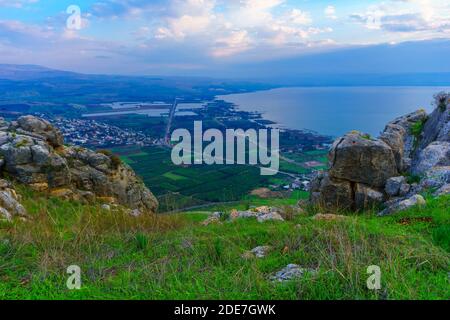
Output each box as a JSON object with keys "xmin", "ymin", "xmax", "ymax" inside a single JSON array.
[
  {"xmin": 433, "ymin": 92, "xmax": 449, "ymax": 112},
  {"xmin": 97, "ymin": 149, "xmax": 122, "ymax": 168}
]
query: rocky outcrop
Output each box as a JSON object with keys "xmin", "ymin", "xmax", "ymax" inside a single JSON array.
[
  {"xmin": 310, "ymin": 92, "xmax": 449, "ymax": 214},
  {"xmin": 329, "ymin": 131, "xmax": 398, "ymax": 187},
  {"xmin": 310, "ymin": 132, "xmax": 393, "ymax": 211},
  {"xmin": 0, "ymin": 115, "xmax": 158, "ymax": 215},
  {"xmin": 380, "ymin": 109, "xmax": 428, "ymax": 172}
]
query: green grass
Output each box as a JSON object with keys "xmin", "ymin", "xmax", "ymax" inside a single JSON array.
[
  {"xmin": 0, "ymin": 187, "xmax": 448, "ymax": 300},
  {"xmin": 163, "ymin": 172, "xmax": 188, "ymax": 181}
]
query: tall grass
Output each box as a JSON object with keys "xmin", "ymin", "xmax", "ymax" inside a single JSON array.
[{"xmin": 0, "ymin": 187, "xmax": 448, "ymax": 300}]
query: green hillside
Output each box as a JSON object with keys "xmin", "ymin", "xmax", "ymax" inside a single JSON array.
[{"xmin": 0, "ymin": 186, "xmax": 448, "ymax": 300}]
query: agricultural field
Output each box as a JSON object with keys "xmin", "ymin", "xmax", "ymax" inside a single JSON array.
[{"xmin": 110, "ymin": 145, "xmax": 327, "ymax": 212}]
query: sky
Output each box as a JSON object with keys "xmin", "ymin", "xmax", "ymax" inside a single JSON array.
[{"xmin": 0, "ymin": 0, "xmax": 449, "ymax": 75}]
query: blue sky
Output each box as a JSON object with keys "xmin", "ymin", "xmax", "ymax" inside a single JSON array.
[{"xmin": 0, "ymin": 0, "xmax": 449, "ymax": 75}]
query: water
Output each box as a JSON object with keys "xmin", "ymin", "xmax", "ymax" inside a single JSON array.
[{"xmin": 218, "ymin": 87, "xmax": 450, "ymax": 137}]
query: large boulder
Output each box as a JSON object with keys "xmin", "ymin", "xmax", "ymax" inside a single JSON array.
[
  {"xmin": 310, "ymin": 172, "xmax": 354, "ymax": 210},
  {"xmin": 16, "ymin": 115, "xmax": 64, "ymax": 148},
  {"xmin": 329, "ymin": 131, "xmax": 398, "ymax": 188},
  {"xmin": 354, "ymin": 183, "xmax": 384, "ymax": 210},
  {"xmin": 0, "ymin": 116, "xmax": 158, "ymax": 214}
]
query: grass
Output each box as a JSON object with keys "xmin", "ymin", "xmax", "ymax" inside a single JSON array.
[{"xmin": 0, "ymin": 186, "xmax": 448, "ymax": 300}]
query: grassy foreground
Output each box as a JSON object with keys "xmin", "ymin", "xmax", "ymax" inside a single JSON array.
[{"xmin": 0, "ymin": 186, "xmax": 449, "ymax": 300}]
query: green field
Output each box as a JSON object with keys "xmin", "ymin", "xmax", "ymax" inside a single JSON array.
[{"xmin": 110, "ymin": 146, "xmax": 328, "ymax": 212}]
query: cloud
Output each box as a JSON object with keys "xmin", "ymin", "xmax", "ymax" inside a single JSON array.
[
  {"xmin": 350, "ymin": 0, "xmax": 450, "ymax": 35},
  {"xmin": 325, "ymin": 5, "xmax": 337, "ymax": 20},
  {"xmin": 0, "ymin": 0, "xmax": 38, "ymax": 8}
]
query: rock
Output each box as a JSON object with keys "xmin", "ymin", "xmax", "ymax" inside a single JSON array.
[
  {"xmin": 270, "ymin": 264, "xmax": 316, "ymax": 282},
  {"xmin": 417, "ymin": 93, "xmax": 449, "ymax": 150},
  {"xmin": 29, "ymin": 182, "xmax": 49, "ymax": 192},
  {"xmin": 17, "ymin": 115, "xmax": 63, "ymax": 147},
  {"xmin": 420, "ymin": 166, "xmax": 450, "ymax": 189},
  {"xmin": 381, "ymin": 109, "xmax": 428, "ymax": 171},
  {"xmin": 354, "ymin": 183, "xmax": 385, "ymax": 210},
  {"xmin": 0, "ymin": 116, "xmax": 158, "ymax": 213},
  {"xmin": 399, "ymin": 183, "xmax": 411, "ymax": 197},
  {"xmin": 101, "ymin": 204, "xmax": 111, "ymax": 211},
  {"xmin": 385, "ymin": 176, "xmax": 407, "ymax": 197},
  {"xmin": 50, "ymin": 188, "xmax": 75, "ymax": 200},
  {"xmin": 434, "ymin": 184, "xmax": 450, "ymax": 196},
  {"xmin": 0, "ymin": 179, "xmax": 27, "ymax": 220},
  {"xmin": 254, "ymin": 206, "xmax": 271, "ymax": 214},
  {"xmin": 181, "ymin": 239, "xmax": 194, "ymax": 249},
  {"xmin": 230, "ymin": 210, "xmax": 257, "ymax": 219},
  {"xmin": 257, "ymin": 212, "xmax": 284, "ymax": 223},
  {"xmin": 242, "ymin": 246, "xmax": 272, "ymax": 259},
  {"xmin": 312, "ymin": 213, "xmax": 347, "ymax": 221},
  {"xmin": 380, "ymin": 123, "xmax": 407, "ymax": 172},
  {"xmin": 211, "ymin": 212, "xmax": 223, "ymax": 219},
  {"xmin": 309, "ymin": 172, "xmax": 354, "ymax": 210},
  {"xmin": 201, "ymin": 215, "xmax": 221, "ymax": 226},
  {"xmin": 329, "ymin": 131, "xmax": 398, "ymax": 188},
  {"xmin": 129, "ymin": 209, "xmax": 142, "ymax": 217},
  {"xmin": 412, "ymin": 142, "xmax": 450, "ymax": 175},
  {"xmin": 379, "ymin": 194, "xmax": 426, "ymax": 216}
]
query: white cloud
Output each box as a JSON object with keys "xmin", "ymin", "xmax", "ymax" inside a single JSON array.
[
  {"xmin": 0, "ymin": 0, "xmax": 38, "ymax": 8},
  {"xmin": 325, "ymin": 5, "xmax": 337, "ymax": 20},
  {"xmin": 211, "ymin": 30, "xmax": 252, "ymax": 57},
  {"xmin": 350, "ymin": 0, "xmax": 450, "ymax": 35},
  {"xmin": 152, "ymin": 0, "xmax": 329, "ymax": 57}
]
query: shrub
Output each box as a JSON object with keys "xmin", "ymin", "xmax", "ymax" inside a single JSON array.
[
  {"xmin": 110, "ymin": 155, "xmax": 122, "ymax": 168},
  {"xmin": 403, "ymin": 173, "xmax": 421, "ymax": 184},
  {"xmin": 433, "ymin": 92, "xmax": 449, "ymax": 112},
  {"xmin": 97, "ymin": 149, "xmax": 122, "ymax": 168},
  {"xmin": 96, "ymin": 149, "xmax": 113, "ymax": 157}
]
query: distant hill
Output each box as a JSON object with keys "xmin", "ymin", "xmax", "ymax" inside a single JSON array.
[
  {"xmin": 209, "ymin": 39, "xmax": 450, "ymax": 85},
  {"xmin": 0, "ymin": 64, "xmax": 79, "ymax": 81}
]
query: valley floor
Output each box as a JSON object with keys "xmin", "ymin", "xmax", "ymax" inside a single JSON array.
[{"xmin": 0, "ymin": 186, "xmax": 449, "ymax": 300}]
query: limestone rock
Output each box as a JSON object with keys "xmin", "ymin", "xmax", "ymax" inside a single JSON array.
[
  {"xmin": 434, "ymin": 184, "xmax": 450, "ymax": 196},
  {"xmin": 412, "ymin": 142, "xmax": 450, "ymax": 175},
  {"xmin": 420, "ymin": 166, "xmax": 450, "ymax": 189},
  {"xmin": 230, "ymin": 210, "xmax": 258, "ymax": 219},
  {"xmin": 270, "ymin": 264, "xmax": 316, "ymax": 282},
  {"xmin": 385, "ymin": 176, "xmax": 407, "ymax": 197},
  {"xmin": 17, "ymin": 115, "xmax": 64, "ymax": 147},
  {"xmin": 242, "ymin": 246, "xmax": 272, "ymax": 259},
  {"xmin": 354, "ymin": 183, "xmax": 384, "ymax": 209},
  {"xmin": 0, "ymin": 116, "xmax": 158, "ymax": 214},
  {"xmin": 0, "ymin": 179, "xmax": 27, "ymax": 221},
  {"xmin": 417, "ymin": 93, "xmax": 449, "ymax": 150},
  {"xmin": 329, "ymin": 131, "xmax": 398, "ymax": 187},
  {"xmin": 309, "ymin": 172, "xmax": 353, "ymax": 210},
  {"xmin": 378, "ymin": 194, "xmax": 426, "ymax": 216},
  {"xmin": 257, "ymin": 212, "xmax": 284, "ymax": 223}
]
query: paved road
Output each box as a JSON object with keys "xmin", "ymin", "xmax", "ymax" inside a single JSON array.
[{"xmin": 164, "ymin": 97, "xmax": 178, "ymax": 146}]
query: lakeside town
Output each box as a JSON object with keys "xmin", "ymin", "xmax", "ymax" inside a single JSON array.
[{"xmin": 5, "ymin": 99, "xmax": 333, "ymax": 198}]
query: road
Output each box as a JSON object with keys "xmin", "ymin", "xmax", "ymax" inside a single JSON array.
[{"xmin": 164, "ymin": 97, "xmax": 178, "ymax": 146}]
